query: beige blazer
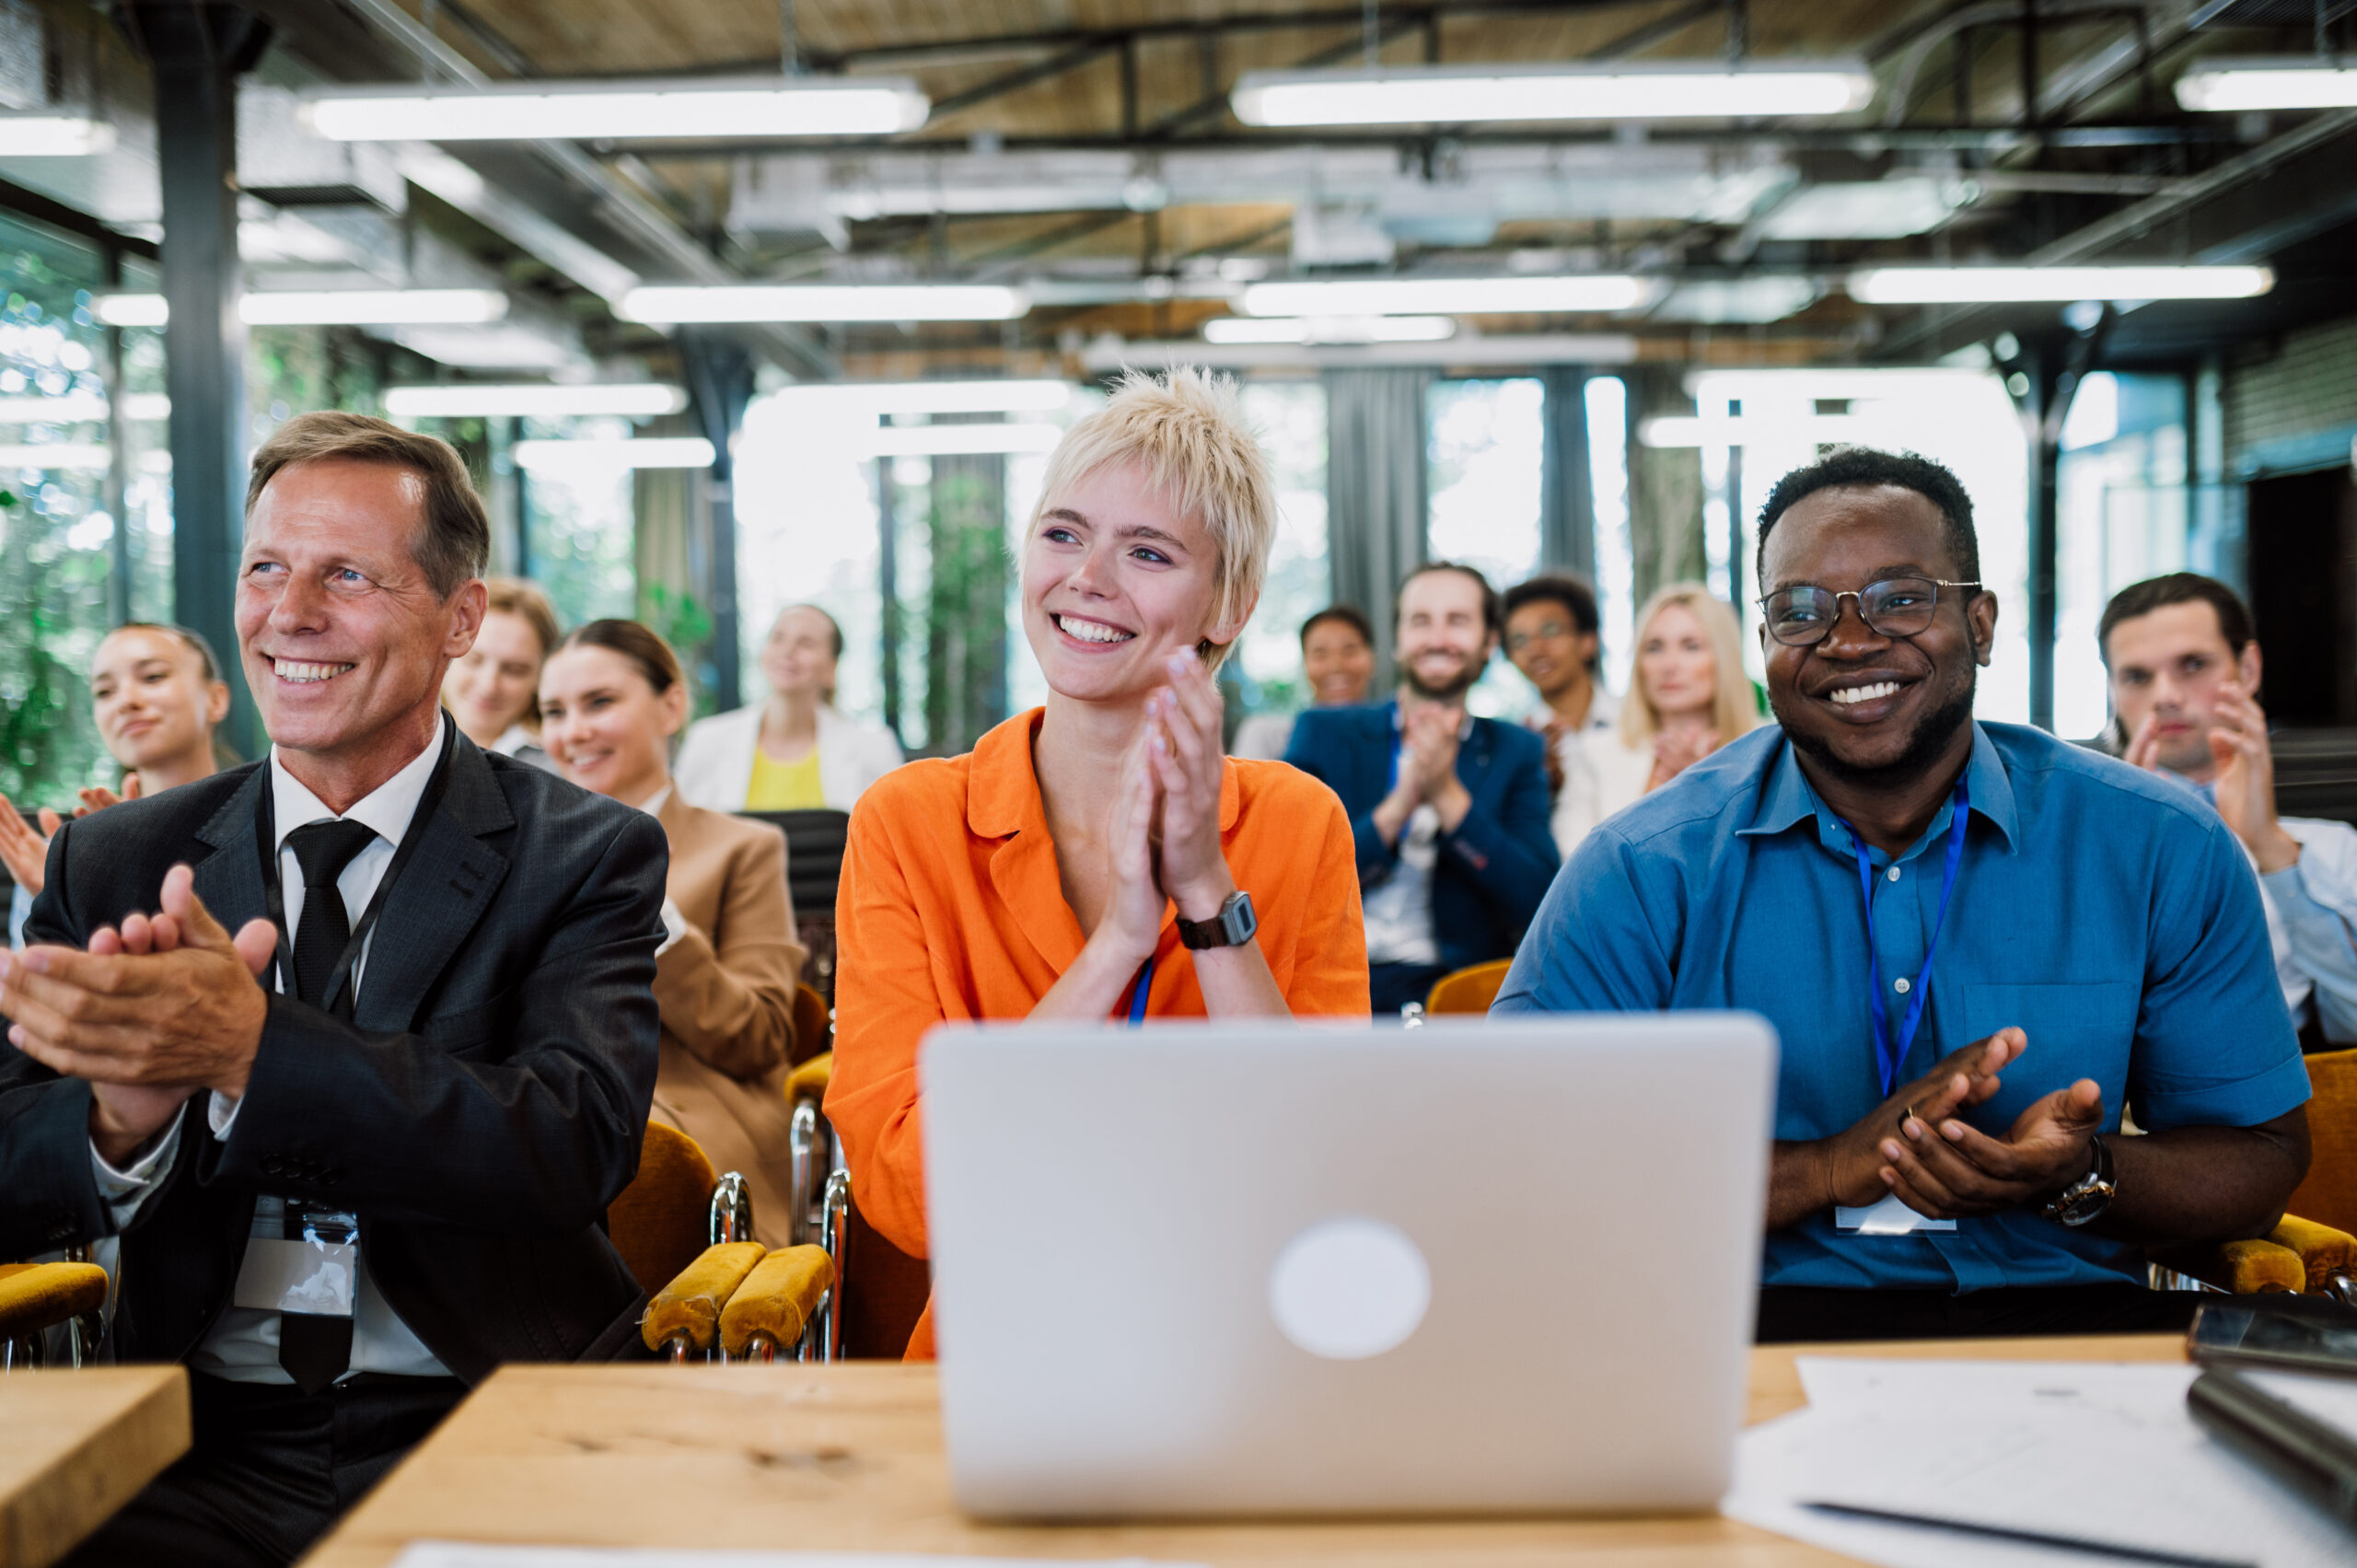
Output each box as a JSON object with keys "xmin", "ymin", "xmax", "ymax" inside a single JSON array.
[{"xmin": 648, "ymin": 793, "xmax": 807, "ymax": 1249}]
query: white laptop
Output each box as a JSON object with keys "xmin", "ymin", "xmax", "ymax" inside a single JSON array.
[{"xmin": 920, "ymin": 1014, "xmax": 1778, "ymax": 1520}]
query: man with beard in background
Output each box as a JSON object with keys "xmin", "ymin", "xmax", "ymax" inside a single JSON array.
[
  {"xmin": 1495, "ymin": 448, "xmax": 2310, "ymax": 1341},
  {"xmin": 1287, "ymin": 562, "xmax": 1557, "ymax": 1014}
]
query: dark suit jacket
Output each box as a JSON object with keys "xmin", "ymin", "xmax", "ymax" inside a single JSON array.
[
  {"xmin": 0, "ymin": 733, "xmax": 668, "ymax": 1383},
  {"xmin": 1285, "ymin": 701, "xmax": 1559, "ymax": 972}
]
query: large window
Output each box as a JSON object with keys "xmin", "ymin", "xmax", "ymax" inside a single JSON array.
[
  {"xmin": 517, "ymin": 414, "xmax": 643, "ymax": 631},
  {"xmin": 1427, "ymin": 377, "xmax": 1545, "ymax": 717},
  {"xmin": 1224, "ymin": 380, "xmax": 1329, "ymax": 715}
]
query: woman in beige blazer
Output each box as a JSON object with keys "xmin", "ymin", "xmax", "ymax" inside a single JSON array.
[{"xmin": 539, "ymin": 617, "xmax": 808, "ymax": 1248}]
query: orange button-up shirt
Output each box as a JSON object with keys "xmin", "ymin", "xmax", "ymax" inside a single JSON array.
[{"xmin": 826, "ymin": 707, "xmax": 1370, "ymax": 1357}]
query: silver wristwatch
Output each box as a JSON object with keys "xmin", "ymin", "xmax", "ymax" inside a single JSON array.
[{"xmin": 2038, "ymin": 1133, "xmax": 2116, "ymax": 1227}]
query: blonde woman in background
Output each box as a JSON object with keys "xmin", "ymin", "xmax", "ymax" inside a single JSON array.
[
  {"xmin": 442, "ymin": 575, "xmax": 561, "ymax": 771},
  {"xmin": 674, "ymin": 603, "xmax": 905, "ymax": 812},
  {"xmin": 1572, "ymin": 583, "xmax": 1761, "ymax": 843}
]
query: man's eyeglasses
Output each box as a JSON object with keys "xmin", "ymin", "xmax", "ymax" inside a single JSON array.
[
  {"xmin": 1505, "ymin": 620, "xmax": 1572, "ymax": 653},
  {"xmin": 1757, "ymin": 577, "xmax": 1982, "ymax": 647}
]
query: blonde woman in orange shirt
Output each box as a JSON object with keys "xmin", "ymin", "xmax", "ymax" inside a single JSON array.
[{"xmin": 827, "ymin": 366, "xmax": 1370, "ymax": 1359}]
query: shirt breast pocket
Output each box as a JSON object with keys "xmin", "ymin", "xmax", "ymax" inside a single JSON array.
[{"xmin": 1960, "ymin": 981, "xmax": 2140, "ymax": 1127}]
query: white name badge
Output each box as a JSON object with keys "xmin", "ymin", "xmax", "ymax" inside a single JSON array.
[
  {"xmin": 1835, "ymin": 1194, "xmax": 1958, "ymax": 1235},
  {"xmin": 231, "ymin": 1236, "xmax": 358, "ymax": 1317}
]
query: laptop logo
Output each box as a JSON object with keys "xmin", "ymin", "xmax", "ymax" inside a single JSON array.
[{"xmin": 1268, "ymin": 1216, "xmax": 1431, "ymax": 1360}]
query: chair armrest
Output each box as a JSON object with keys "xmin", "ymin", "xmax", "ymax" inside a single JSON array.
[
  {"xmin": 720, "ymin": 1245, "xmax": 835, "ymax": 1359},
  {"xmin": 2148, "ymin": 1237, "xmax": 2308, "ymax": 1295},
  {"xmin": 0, "ymin": 1261, "xmax": 108, "ymax": 1342},
  {"xmin": 785, "ymin": 1051, "xmax": 832, "ymax": 1108},
  {"xmin": 2267, "ymin": 1215, "xmax": 2357, "ymax": 1295},
  {"xmin": 640, "ymin": 1241, "xmax": 766, "ymax": 1359}
]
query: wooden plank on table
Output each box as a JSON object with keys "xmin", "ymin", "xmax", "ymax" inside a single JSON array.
[
  {"xmin": 0, "ymin": 1365, "xmax": 189, "ymax": 1568},
  {"xmin": 302, "ymin": 1335, "xmax": 2187, "ymax": 1568}
]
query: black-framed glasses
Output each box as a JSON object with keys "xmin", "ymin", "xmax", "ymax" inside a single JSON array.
[{"xmin": 1757, "ymin": 576, "xmax": 1982, "ymax": 647}]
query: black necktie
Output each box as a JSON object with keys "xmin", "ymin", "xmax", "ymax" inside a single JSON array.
[{"xmin": 276, "ymin": 817, "xmax": 376, "ymax": 1394}]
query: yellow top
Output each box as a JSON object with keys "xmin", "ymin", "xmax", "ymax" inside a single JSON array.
[{"xmin": 744, "ymin": 746, "xmax": 826, "ymax": 810}]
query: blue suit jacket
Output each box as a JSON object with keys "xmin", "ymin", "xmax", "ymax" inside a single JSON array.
[{"xmin": 1285, "ymin": 701, "xmax": 1559, "ymax": 971}]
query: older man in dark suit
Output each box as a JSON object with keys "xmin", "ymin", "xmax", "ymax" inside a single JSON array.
[
  {"xmin": 0, "ymin": 412, "xmax": 667, "ymax": 1568},
  {"xmin": 1286, "ymin": 561, "xmax": 1558, "ymax": 1013}
]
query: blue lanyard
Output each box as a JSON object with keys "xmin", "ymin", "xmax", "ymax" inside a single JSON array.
[
  {"xmin": 1838, "ymin": 778, "xmax": 1970, "ymax": 1098},
  {"xmin": 1126, "ymin": 953, "xmax": 1154, "ymax": 1027}
]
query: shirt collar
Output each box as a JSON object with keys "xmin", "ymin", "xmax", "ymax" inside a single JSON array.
[
  {"xmin": 968, "ymin": 706, "xmax": 1239, "ymax": 840},
  {"xmin": 1739, "ymin": 721, "xmax": 2018, "ymax": 859},
  {"xmin": 269, "ymin": 714, "xmax": 445, "ymax": 854},
  {"xmin": 638, "ymin": 784, "xmax": 674, "ymax": 818}
]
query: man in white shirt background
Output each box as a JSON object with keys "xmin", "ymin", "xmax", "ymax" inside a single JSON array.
[
  {"xmin": 0, "ymin": 412, "xmax": 668, "ymax": 1568},
  {"xmin": 2102, "ymin": 571, "xmax": 2357, "ymax": 1051}
]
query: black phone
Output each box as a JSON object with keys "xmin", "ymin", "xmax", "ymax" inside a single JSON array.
[{"xmin": 2189, "ymin": 1296, "xmax": 2357, "ymax": 1377}]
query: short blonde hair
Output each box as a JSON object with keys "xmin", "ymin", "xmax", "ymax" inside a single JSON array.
[
  {"xmin": 1028, "ymin": 366, "xmax": 1276, "ymax": 672},
  {"xmin": 1620, "ymin": 582, "xmax": 1760, "ymax": 750}
]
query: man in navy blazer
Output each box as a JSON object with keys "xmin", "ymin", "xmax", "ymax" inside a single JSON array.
[{"xmin": 1287, "ymin": 562, "xmax": 1558, "ymax": 1012}]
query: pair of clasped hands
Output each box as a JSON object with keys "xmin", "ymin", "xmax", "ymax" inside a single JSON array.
[
  {"xmin": 2122, "ymin": 679, "xmax": 2301, "ymax": 874},
  {"xmin": 1091, "ymin": 650, "xmax": 1238, "ymax": 963},
  {"xmin": 0, "ymin": 864, "xmax": 275, "ymax": 1166},
  {"xmin": 1807, "ymin": 1029, "xmax": 2107, "ymax": 1222}
]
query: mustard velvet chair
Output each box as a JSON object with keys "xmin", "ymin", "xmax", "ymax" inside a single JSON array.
[
  {"xmin": 0, "ymin": 1260, "xmax": 109, "ymax": 1372},
  {"xmin": 782, "ymin": 1051, "xmax": 931, "ymax": 1358},
  {"xmin": 1425, "ymin": 959, "xmax": 1515, "ymax": 1016}
]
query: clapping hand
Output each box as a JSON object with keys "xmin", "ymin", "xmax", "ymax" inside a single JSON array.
[
  {"xmin": 1810, "ymin": 1029, "xmax": 2026, "ymax": 1212},
  {"xmin": 1877, "ymin": 1066, "xmax": 2106, "ymax": 1221},
  {"xmin": 0, "ymin": 778, "xmax": 144, "ymax": 900},
  {"xmin": 1649, "ymin": 726, "xmax": 1717, "ymax": 788},
  {"xmin": 0, "ymin": 865, "xmax": 278, "ymax": 1164},
  {"xmin": 1142, "ymin": 649, "xmax": 1236, "ymax": 921},
  {"xmin": 2206, "ymin": 682, "xmax": 2300, "ymax": 874}
]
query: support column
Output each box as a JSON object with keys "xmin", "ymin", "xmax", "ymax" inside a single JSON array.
[
  {"xmin": 1538, "ymin": 366, "xmax": 1595, "ymax": 580},
  {"xmin": 2024, "ymin": 344, "xmax": 2061, "ymax": 732},
  {"xmin": 679, "ymin": 329, "xmax": 753, "ymax": 713},
  {"xmin": 876, "ymin": 457, "xmax": 902, "ymax": 746},
  {"xmin": 118, "ymin": 3, "xmax": 271, "ymax": 759}
]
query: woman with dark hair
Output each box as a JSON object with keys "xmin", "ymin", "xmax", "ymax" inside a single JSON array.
[
  {"xmin": 1230, "ymin": 604, "xmax": 1378, "ymax": 760},
  {"xmin": 673, "ymin": 602, "xmax": 904, "ymax": 812},
  {"xmin": 0, "ymin": 622, "xmax": 236, "ymax": 943},
  {"xmin": 539, "ymin": 618, "xmax": 807, "ymax": 1246}
]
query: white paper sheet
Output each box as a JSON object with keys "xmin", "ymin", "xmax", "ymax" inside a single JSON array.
[
  {"xmin": 390, "ymin": 1549, "xmax": 1203, "ymax": 1568},
  {"xmin": 1725, "ymin": 1359, "xmax": 2355, "ymax": 1568}
]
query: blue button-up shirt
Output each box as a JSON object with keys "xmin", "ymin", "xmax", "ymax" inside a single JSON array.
[{"xmin": 1494, "ymin": 721, "xmax": 2310, "ymax": 1293}]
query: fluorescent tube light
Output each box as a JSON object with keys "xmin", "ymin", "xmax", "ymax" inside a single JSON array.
[
  {"xmin": 1846, "ymin": 265, "xmax": 2274, "ymax": 304},
  {"xmin": 2177, "ymin": 59, "xmax": 2357, "ymax": 112},
  {"xmin": 0, "ymin": 393, "xmax": 109, "ymax": 423},
  {"xmin": 770, "ymin": 379, "xmax": 1074, "ymax": 415},
  {"xmin": 385, "ymin": 383, "xmax": 689, "ymax": 419},
  {"xmin": 620, "ymin": 284, "xmax": 1028, "ymax": 324},
  {"xmin": 125, "ymin": 393, "xmax": 170, "ymax": 420},
  {"xmin": 0, "ymin": 443, "xmax": 110, "ymax": 469},
  {"xmin": 95, "ymin": 291, "xmax": 513, "ymax": 328},
  {"xmin": 303, "ymin": 76, "xmax": 928, "ymax": 142},
  {"xmin": 0, "ymin": 114, "xmax": 117, "ymax": 157},
  {"xmin": 1232, "ymin": 61, "xmax": 1875, "ymax": 127},
  {"xmin": 513, "ymin": 436, "xmax": 715, "ymax": 473},
  {"xmin": 1639, "ymin": 414, "xmax": 1873, "ymax": 447},
  {"xmin": 854, "ymin": 423, "xmax": 1066, "ymax": 458},
  {"xmin": 1239, "ymin": 275, "xmax": 1650, "ymax": 317},
  {"xmin": 1203, "ymin": 316, "xmax": 1457, "ymax": 344}
]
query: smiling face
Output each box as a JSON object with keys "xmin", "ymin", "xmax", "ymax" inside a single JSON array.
[
  {"xmin": 1759, "ymin": 483, "xmax": 1995, "ymax": 784},
  {"xmin": 441, "ymin": 608, "xmax": 547, "ymax": 747},
  {"xmin": 89, "ymin": 626, "xmax": 228, "ymax": 781},
  {"xmin": 2104, "ymin": 599, "xmax": 2260, "ymax": 778},
  {"xmin": 1395, "ymin": 568, "xmax": 1493, "ymax": 703},
  {"xmin": 1021, "ymin": 459, "xmax": 1243, "ymax": 706},
  {"xmin": 1636, "ymin": 601, "xmax": 1718, "ymax": 725},
  {"xmin": 1303, "ymin": 617, "xmax": 1376, "ymax": 706},
  {"xmin": 538, "ymin": 643, "xmax": 688, "ymax": 806},
  {"xmin": 1504, "ymin": 598, "xmax": 1596, "ymax": 704},
  {"xmin": 238, "ymin": 458, "xmax": 484, "ymax": 796},
  {"xmin": 759, "ymin": 606, "xmax": 840, "ymax": 703}
]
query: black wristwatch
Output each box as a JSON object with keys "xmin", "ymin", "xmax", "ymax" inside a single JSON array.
[
  {"xmin": 1177, "ymin": 889, "xmax": 1258, "ymax": 950},
  {"xmin": 2038, "ymin": 1132, "xmax": 2116, "ymax": 1227}
]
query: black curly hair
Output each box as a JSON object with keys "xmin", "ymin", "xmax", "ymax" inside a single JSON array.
[{"xmin": 1755, "ymin": 447, "xmax": 1980, "ymax": 585}]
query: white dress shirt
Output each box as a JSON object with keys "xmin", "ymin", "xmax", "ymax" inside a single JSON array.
[
  {"xmin": 89, "ymin": 717, "xmax": 452, "ymax": 1382},
  {"xmin": 1526, "ymin": 688, "xmax": 1649, "ymax": 858},
  {"xmin": 2176, "ymin": 773, "xmax": 2357, "ymax": 1044},
  {"xmin": 1359, "ymin": 706, "xmax": 1475, "ymax": 969}
]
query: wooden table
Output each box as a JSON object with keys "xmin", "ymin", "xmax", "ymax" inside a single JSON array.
[
  {"xmin": 304, "ymin": 1335, "xmax": 2185, "ymax": 1567},
  {"xmin": 1, "ymin": 1365, "xmax": 189, "ymax": 1568}
]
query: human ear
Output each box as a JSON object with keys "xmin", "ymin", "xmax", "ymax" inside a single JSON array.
[{"xmin": 1968, "ymin": 590, "xmax": 2000, "ymax": 667}]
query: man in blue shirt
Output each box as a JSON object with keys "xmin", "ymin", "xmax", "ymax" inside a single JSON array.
[
  {"xmin": 1288, "ymin": 563, "xmax": 1556, "ymax": 1014},
  {"xmin": 1496, "ymin": 448, "xmax": 2312, "ymax": 1340}
]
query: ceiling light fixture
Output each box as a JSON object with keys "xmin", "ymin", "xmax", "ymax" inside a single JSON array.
[
  {"xmin": 1845, "ymin": 265, "xmax": 2274, "ymax": 304},
  {"xmin": 303, "ymin": 76, "xmax": 929, "ymax": 142},
  {"xmin": 1231, "ymin": 60, "xmax": 1875, "ymax": 127},
  {"xmin": 1203, "ymin": 315, "xmax": 1457, "ymax": 344},
  {"xmin": 2176, "ymin": 59, "xmax": 2357, "ymax": 112},
  {"xmin": 0, "ymin": 443, "xmax": 110, "ymax": 470},
  {"xmin": 770, "ymin": 379, "xmax": 1074, "ymax": 415},
  {"xmin": 854, "ymin": 423, "xmax": 1067, "ymax": 459},
  {"xmin": 513, "ymin": 436, "xmax": 716, "ymax": 473},
  {"xmin": 94, "ymin": 290, "xmax": 513, "ymax": 328},
  {"xmin": 385, "ymin": 383, "xmax": 689, "ymax": 420},
  {"xmin": 0, "ymin": 114, "xmax": 117, "ymax": 157},
  {"xmin": 1239, "ymin": 275, "xmax": 1650, "ymax": 317},
  {"xmin": 620, "ymin": 284, "xmax": 1028, "ymax": 324}
]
